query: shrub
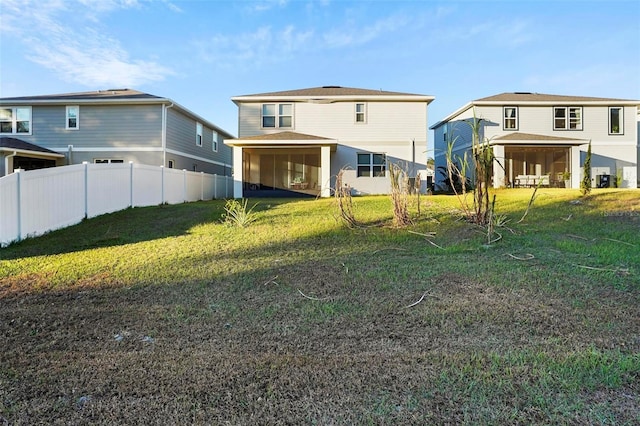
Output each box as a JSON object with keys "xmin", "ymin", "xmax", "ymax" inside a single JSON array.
[{"xmin": 222, "ymin": 199, "xmax": 259, "ymax": 227}]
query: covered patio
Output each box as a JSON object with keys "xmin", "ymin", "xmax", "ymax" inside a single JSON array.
[
  {"xmin": 224, "ymin": 131, "xmax": 337, "ymax": 198},
  {"xmin": 1, "ymin": 137, "xmax": 65, "ymax": 176},
  {"xmin": 491, "ymin": 133, "xmax": 588, "ymax": 189}
]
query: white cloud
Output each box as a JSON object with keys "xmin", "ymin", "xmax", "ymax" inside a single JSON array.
[
  {"xmin": 1, "ymin": 0, "xmax": 174, "ymax": 88},
  {"xmin": 322, "ymin": 13, "xmax": 409, "ymax": 48}
]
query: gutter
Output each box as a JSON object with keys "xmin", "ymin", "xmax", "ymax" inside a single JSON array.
[{"xmin": 162, "ymin": 103, "xmax": 174, "ymax": 167}]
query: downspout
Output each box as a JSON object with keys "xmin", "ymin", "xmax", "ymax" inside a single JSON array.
[
  {"xmin": 162, "ymin": 103, "xmax": 174, "ymax": 167},
  {"xmin": 5, "ymin": 151, "xmax": 17, "ymax": 176}
]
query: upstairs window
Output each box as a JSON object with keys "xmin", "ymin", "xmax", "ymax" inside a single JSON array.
[
  {"xmin": 554, "ymin": 106, "xmax": 582, "ymax": 130},
  {"xmin": 212, "ymin": 130, "xmax": 219, "ymax": 152},
  {"xmin": 503, "ymin": 106, "xmax": 518, "ymax": 130},
  {"xmin": 355, "ymin": 103, "xmax": 366, "ymax": 123},
  {"xmin": 66, "ymin": 106, "xmax": 79, "ymax": 129},
  {"xmin": 357, "ymin": 153, "xmax": 386, "ymax": 177},
  {"xmin": 609, "ymin": 107, "xmax": 624, "ymax": 135},
  {"xmin": 0, "ymin": 106, "xmax": 31, "ymax": 134},
  {"xmin": 262, "ymin": 103, "xmax": 293, "ymax": 128},
  {"xmin": 196, "ymin": 122, "xmax": 203, "ymax": 146}
]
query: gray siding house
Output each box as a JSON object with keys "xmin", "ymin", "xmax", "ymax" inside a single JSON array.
[{"xmin": 0, "ymin": 89, "xmax": 233, "ymax": 176}]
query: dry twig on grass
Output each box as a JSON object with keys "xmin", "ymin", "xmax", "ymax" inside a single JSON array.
[
  {"xmin": 402, "ymin": 291, "xmax": 439, "ymax": 309},
  {"xmin": 574, "ymin": 264, "xmax": 630, "ymax": 275},
  {"xmin": 372, "ymin": 248, "xmax": 409, "ymax": 255},
  {"xmin": 566, "ymin": 234, "xmax": 590, "ymax": 241},
  {"xmin": 262, "ymin": 275, "xmax": 279, "ymax": 286},
  {"xmin": 297, "ymin": 289, "xmax": 331, "ymax": 301},
  {"xmin": 407, "ymin": 230, "xmax": 444, "ymax": 250},
  {"xmin": 601, "ymin": 237, "xmax": 636, "ymax": 247},
  {"xmin": 506, "ymin": 253, "xmax": 535, "ymax": 261}
]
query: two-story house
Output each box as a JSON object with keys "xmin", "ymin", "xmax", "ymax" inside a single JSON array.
[
  {"xmin": 224, "ymin": 86, "xmax": 435, "ymax": 198},
  {"xmin": 0, "ymin": 89, "xmax": 233, "ymax": 177},
  {"xmin": 431, "ymin": 93, "xmax": 639, "ymax": 190}
]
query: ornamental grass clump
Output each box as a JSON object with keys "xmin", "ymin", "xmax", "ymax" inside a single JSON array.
[{"xmin": 222, "ymin": 198, "xmax": 259, "ymax": 227}]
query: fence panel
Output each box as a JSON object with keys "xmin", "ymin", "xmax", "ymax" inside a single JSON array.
[
  {"xmin": 19, "ymin": 165, "xmax": 86, "ymax": 240},
  {"xmin": 0, "ymin": 173, "xmax": 20, "ymax": 246},
  {"xmin": 0, "ymin": 164, "xmax": 231, "ymax": 246},
  {"xmin": 86, "ymin": 163, "xmax": 132, "ymax": 218},
  {"xmin": 132, "ymin": 164, "xmax": 163, "ymax": 207}
]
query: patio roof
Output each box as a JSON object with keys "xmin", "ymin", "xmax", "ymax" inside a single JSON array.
[
  {"xmin": 492, "ymin": 132, "xmax": 588, "ymax": 146},
  {"xmin": 224, "ymin": 131, "xmax": 338, "ymax": 149},
  {"xmin": 0, "ymin": 137, "xmax": 65, "ymax": 158}
]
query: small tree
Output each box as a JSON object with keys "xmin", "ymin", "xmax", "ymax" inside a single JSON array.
[
  {"xmin": 389, "ymin": 162, "xmax": 412, "ymax": 227},
  {"xmin": 581, "ymin": 141, "xmax": 592, "ymax": 196}
]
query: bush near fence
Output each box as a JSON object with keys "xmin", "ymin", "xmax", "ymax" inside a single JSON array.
[{"xmin": 0, "ymin": 163, "xmax": 232, "ymax": 247}]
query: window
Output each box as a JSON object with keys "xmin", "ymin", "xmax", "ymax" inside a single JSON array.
[
  {"xmin": 168, "ymin": 160, "xmax": 174, "ymax": 168},
  {"xmin": 503, "ymin": 106, "xmax": 518, "ymax": 130},
  {"xmin": 196, "ymin": 122, "xmax": 203, "ymax": 146},
  {"xmin": 66, "ymin": 106, "xmax": 79, "ymax": 129},
  {"xmin": 0, "ymin": 107, "xmax": 31, "ymax": 134},
  {"xmin": 94, "ymin": 159, "xmax": 124, "ymax": 164},
  {"xmin": 609, "ymin": 107, "xmax": 623, "ymax": 135},
  {"xmin": 357, "ymin": 153, "xmax": 386, "ymax": 177},
  {"xmin": 262, "ymin": 103, "xmax": 293, "ymax": 128},
  {"xmin": 355, "ymin": 103, "xmax": 366, "ymax": 123},
  {"xmin": 212, "ymin": 130, "xmax": 218, "ymax": 152},
  {"xmin": 554, "ymin": 107, "xmax": 582, "ymax": 130}
]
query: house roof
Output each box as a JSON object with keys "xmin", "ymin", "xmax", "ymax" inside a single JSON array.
[
  {"xmin": 232, "ymin": 86, "xmax": 434, "ymax": 104},
  {"xmin": 431, "ymin": 92, "xmax": 640, "ymax": 129},
  {"xmin": 0, "ymin": 137, "xmax": 65, "ymax": 157},
  {"xmin": 0, "ymin": 89, "xmax": 162, "ymax": 102},
  {"xmin": 474, "ymin": 92, "xmax": 637, "ymax": 103},
  {"xmin": 0, "ymin": 89, "xmax": 234, "ymax": 138}
]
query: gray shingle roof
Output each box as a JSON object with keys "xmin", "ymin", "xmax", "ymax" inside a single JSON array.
[
  {"xmin": 474, "ymin": 92, "xmax": 637, "ymax": 103},
  {"xmin": 0, "ymin": 137, "xmax": 64, "ymax": 155},
  {"xmin": 0, "ymin": 89, "xmax": 161, "ymax": 102},
  {"xmin": 235, "ymin": 131, "xmax": 332, "ymax": 141},
  {"xmin": 237, "ymin": 86, "xmax": 427, "ymax": 97}
]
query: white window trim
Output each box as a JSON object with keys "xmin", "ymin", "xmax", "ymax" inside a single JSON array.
[
  {"xmin": 355, "ymin": 102, "xmax": 367, "ymax": 124},
  {"xmin": 608, "ymin": 106, "xmax": 624, "ymax": 135},
  {"xmin": 261, "ymin": 103, "xmax": 293, "ymax": 129},
  {"xmin": 503, "ymin": 106, "xmax": 518, "ymax": 130},
  {"xmin": 66, "ymin": 105, "xmax": 79, "ymax": 130},
  {"xmin": 168, "ymin": 159, "xmax": 175, "ymax": 169},
  {"xmin": 553, "ymin": 106, "xmax": 583, "ymax": 131},
  {"xmin": 0, "ymin": 106, "xmax": 32, "ymax": 135},
  {"xmin": 212, "ymin": 130, "xmax": 218, "ymax": 152},
  {"xmin": 196, "ymin": 122, "xmax": 203, "ymax": 146}
]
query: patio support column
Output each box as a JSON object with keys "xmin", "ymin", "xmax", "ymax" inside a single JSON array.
[
  {"xmin": 570, "ymin": 145, "xmax": 583, "ymax": 189},
  {"xmin": 493, "ymin": 145, "xmax": 505, "ymax": 188},
  {"xmin": 320, "ymin": 145, "xmax": 331, "ymax": 198},
  {"xmin": 232, "ymin": 145, "xmax": 243, "ymax": 198}
]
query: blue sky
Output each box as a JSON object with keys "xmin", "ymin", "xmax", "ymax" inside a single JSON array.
[{"xmin": 1, "ymin": 0, "xmax": 639, "ymax": 146}]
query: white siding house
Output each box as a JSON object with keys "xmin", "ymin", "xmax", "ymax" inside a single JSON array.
[
  {"xmin": 431, "ymin": 93, "xmax": 640, "ymax": 190},
  {"xmin": 225, "ymin": 86, "xmax": 434, "ymax": 198}
]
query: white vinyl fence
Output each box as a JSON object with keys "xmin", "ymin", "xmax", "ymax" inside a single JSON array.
[{"xmin": 0, "ymin": 163, "xmax": 233, "ymax": 247}]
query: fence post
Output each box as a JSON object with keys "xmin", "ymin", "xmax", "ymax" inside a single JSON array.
[
  {"xmin": 160, "ymin": 166, "xmax": 165, "ymax": 205},
  {"xmin": 183, "ymin": 169, "xmax": 187, "ymax": 203},
  {"xmin": 129, "ymin": 161, "xmax": 134, "ymax": 208},
  {"xmin": 201, "ymin": 171, "xmax": 204, "ymax": 201},
  {"xmin": 214, "ymin": 174, "xmax": 218, "ymax": 199},
  {"xmin": 83, "ymin": 162, "xmax": 88, "ymax": 219},
  {"xmin": 15, "ymin": 169, "xmax": 22, "ymax": 243}
]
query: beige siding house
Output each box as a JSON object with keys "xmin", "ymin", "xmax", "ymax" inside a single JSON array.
[
  {"xmin": 431, "ymin": 93, "xmax": 640, "ymax": 189},
  {"xmin": 225, "ymin": 86, "xmax": 435, "ymax": 198}
]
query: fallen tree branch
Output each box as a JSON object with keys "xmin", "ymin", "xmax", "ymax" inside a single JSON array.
[
  {"xmin": 297, "ymin": 289, "xmax": 331, "ymax": 301},
  {"xmin": 507, "ymin": 253, "xmax": 535, "ymax": 260},
  {"xmin": 488, "ymin": 231, "xmax": 503, "ymax": 245}
]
